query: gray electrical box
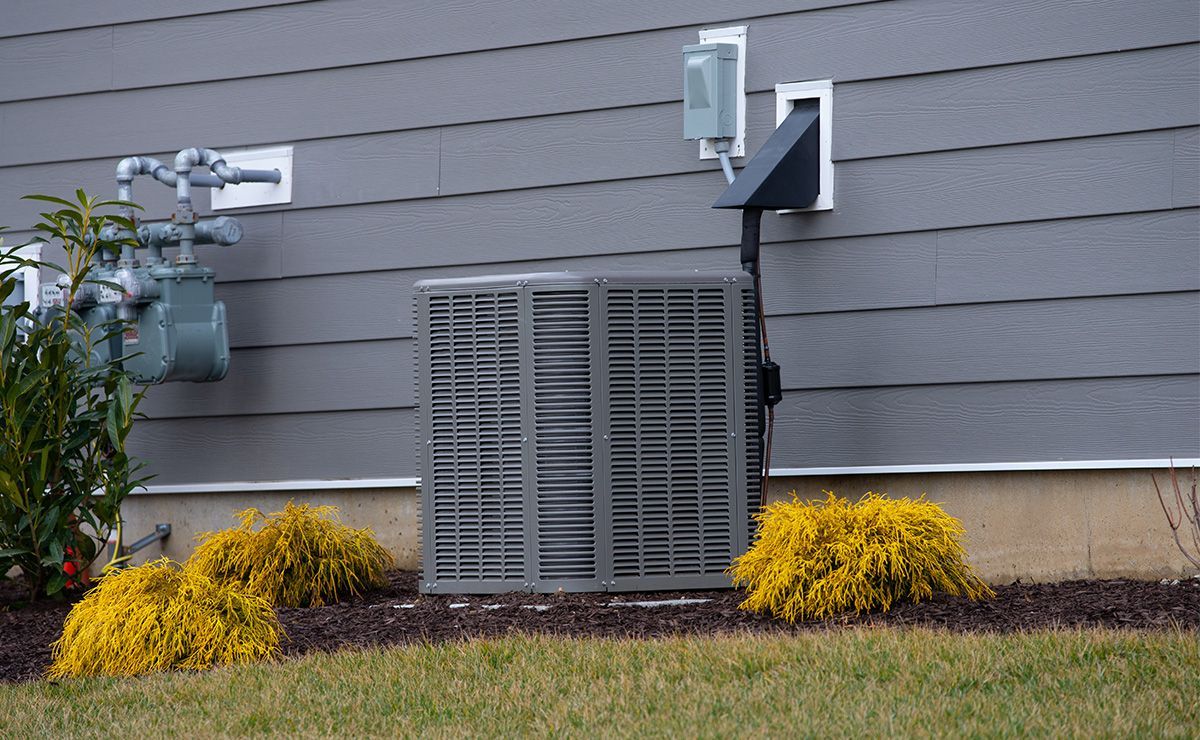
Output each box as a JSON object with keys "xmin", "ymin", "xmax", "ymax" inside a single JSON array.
[{"xmin": 682, "ymin": 42, "xmax": 738, "ymax": 140}]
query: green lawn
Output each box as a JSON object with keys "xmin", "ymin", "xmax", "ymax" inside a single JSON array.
[{"xmin": 2, "ymin": 630, "xmax": 1196, "ymax": 737}]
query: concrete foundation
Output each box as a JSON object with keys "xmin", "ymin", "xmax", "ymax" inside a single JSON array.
[
  {"xmin": 113, "ymin": 468, "xmax": 1197, "ymax": 583},
  {"xmin": 112, "ymin": 488, "xmax": 420, "ymax": 574}
]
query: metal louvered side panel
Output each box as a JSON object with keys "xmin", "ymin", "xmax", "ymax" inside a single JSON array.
[
  {"xmin": 606, "ymin": 285, "xmax": 736, "ymax": 589},
  {"xmin": 529, "ymin": 289, "xmax": 599, "ymax": 589},
  {"xmin": 421, "ymin": 290, "xmax": 525, "ymax": 591},
  {"xmin": 740, "ymin": 284, "xmax": 762, "ymax": 548}
]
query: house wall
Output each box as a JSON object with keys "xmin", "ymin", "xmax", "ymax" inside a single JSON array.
[
  {"xmin": 115, "ymin": 467, "xmax": 1198, "ymax": 583},
  {"xmin": 2, "ymin": 1, "xmax": 1198, "ymax": 578}
]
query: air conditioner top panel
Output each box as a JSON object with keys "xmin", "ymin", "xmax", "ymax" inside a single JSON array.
[{"xmin": 414, "ymin": 270, "xmax": 749, "ymax": 292}]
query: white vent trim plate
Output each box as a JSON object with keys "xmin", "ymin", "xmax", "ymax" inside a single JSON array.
[{"xmin": 775, "ymin": 79, "xmax": 833, "ymax": 212}]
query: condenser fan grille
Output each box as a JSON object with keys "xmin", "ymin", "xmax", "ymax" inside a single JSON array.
[
  {"xmin": 424, "ymin": 290, "xmax": 526, "ymax": 587},
  {"xmin": 607, "ymin": 286, "xmax": 734, "ymax": 582}
]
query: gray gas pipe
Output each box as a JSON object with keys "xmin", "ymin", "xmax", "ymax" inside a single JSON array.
[{"xmin": 172, "ymin": 147, "xmax": 280, "ymax": 265}]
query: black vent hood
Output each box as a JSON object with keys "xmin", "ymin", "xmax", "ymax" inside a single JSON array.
[{"xmin": 713, "ymin": 99, "xmax": 820, "ymax": 211}]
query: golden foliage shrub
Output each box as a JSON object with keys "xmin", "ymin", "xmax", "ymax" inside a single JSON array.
[
  {"xmin": 48, "ymin": 558, "xmax": 282, "ymax": 678},
  {"xmin": 729, "ymin": 491, "xmax": 993, "ymax": 622},
  {"xmin": 187, "ymin": 501, "xmax": 393, "ymax": 607}
]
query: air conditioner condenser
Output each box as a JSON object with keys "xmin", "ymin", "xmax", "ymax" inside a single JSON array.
[{"xmin": 416, "ymin": 271, "xmax": 762, "ymax": 594}]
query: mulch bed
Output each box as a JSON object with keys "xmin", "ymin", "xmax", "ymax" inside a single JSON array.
[{"xmin": 3, "ymin": 571, "xmax": 1197, "ymax": 685}]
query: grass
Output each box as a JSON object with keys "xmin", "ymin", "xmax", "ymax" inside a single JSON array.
[{"xmin": 2, "ymin": 629, "xmax": 1196, "ymax": 737}]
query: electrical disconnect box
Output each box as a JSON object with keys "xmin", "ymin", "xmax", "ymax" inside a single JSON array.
[
  {"xmin": 682, "ymin": 43, "xmax": 738, "ymax": 141},
  {"xmin": 37, "ymin": 148, "xmax": 279, "ymax": 384}
]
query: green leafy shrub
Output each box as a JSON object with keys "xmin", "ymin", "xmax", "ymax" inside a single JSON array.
[
  {"xmin": 0, "ymin": 191, "xmax": 145, "ymax": 599},
  {"xmin": 49, "ymin": 558, "xmax": 282, "ymax": 678},
  {"xmin": 729, "ymin": 491, "xmax": 993, "ymax": 622},
  {"xmin": 188, "ymin": 501, "xmax": 394, "ymax": 607}
]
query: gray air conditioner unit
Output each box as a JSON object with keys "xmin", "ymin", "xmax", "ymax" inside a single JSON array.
[{"xmin": 416, "ymin": 271, "xmax": 762, "ymax": 594}]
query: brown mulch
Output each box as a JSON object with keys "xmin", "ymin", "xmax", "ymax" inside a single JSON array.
[{"xmin": 3, "ymin": 571, "xmax": 1197, "ymax": 685}]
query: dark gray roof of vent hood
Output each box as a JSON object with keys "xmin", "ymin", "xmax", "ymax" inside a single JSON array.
[{"xmin": 713, "ymin": 99, "xmax": 821, "ymax": 211}]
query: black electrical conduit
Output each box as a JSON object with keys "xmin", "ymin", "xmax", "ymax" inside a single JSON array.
[
  {"xmin": 739, "ymin": 207, "xmax": 781, "ymax": 508},
  {"xmin": 712, "ymin": 103, "xmax": 821, "ymax": 509},
  {"xmin": 712, "ymin": 146, "xmax": 780, "ymax": 508}
]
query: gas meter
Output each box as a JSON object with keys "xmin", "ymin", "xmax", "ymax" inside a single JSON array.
[{"xmin": 39, "ymin": 149, "xmax": 279, "ymax": 384}]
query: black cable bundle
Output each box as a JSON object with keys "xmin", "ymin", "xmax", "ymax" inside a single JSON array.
[{"xmin": 739, "ymin": 208, "xmax": 780, "ymax": 507}]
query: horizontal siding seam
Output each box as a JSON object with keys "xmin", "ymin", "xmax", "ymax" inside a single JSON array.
[
  {"xmin": 1171, "ymin": 130, "xmax": 1179, "ymax": 207},
  {"xmin": 139, "ymin": 406, "xmax": 414, "ymax": 423},
  {"xmin": 0, "ymin": 0, "xmax": 321, "ymax": 41},
  {"xmin": 0, "ymin": 0, "xmax": 881, "ymax": 70},
  {"xmin": 47, "ymin": 201, "xmax": 1184, "ymax": 290},
  {"xmin": 821, "ymin": 38, "xmax": 1200, "ymax": 87},
  {"xmin": 264, "ymin": 206, "xmax": 1200, "ymax": 284},
  {"xmin": 839, "ymin": 123, "xmax": 1200, "ymax": 165},
  {"xmin": 322, "ymin": 123, "xmax": 1200, "ymax": 202},
  {"xmin": 5, "ymin": 207, "xmax": 1194, "ymax": 287},
  {"xmin": 781, "ymin": 372, "xmax": 1200, "ymax": 395},
  {"xmin": 788, "ymin": 288, "xmax": 1200, "ymax": 321},
  {"xmin": 1, "ymin": 26, "xmax": 1192, "ymax": 107},
  {"xmin": 2, "ymin": 2, "xmax": 884, "ymax": 104},
  {"xmin": 5, "ymin": 38, "xmax": 1198, "ymax": 167},
  {"xmin": 139, "ymin": 372, "xmax": 1200, "ymax": 423},
  {"xmin": 933, "ymin": 228, "xmax": 941, "ymax": 306},
  {"xmin": 218, "ymin": 288, "xmax": 1200, "ymax": 350},
  {"xmin": 237, "ymin": 124, "xmax": 1194, "ymax": 213}
]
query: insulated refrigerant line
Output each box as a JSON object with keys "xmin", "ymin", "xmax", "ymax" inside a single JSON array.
[{"xmin": 738, "ymin": 207, "xmax": 778, "ymax": 507}]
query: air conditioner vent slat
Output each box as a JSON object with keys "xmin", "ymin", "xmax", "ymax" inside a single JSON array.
[{"xmin": 531, "ymin": 289, "xmax": 597, "ymax": 584}]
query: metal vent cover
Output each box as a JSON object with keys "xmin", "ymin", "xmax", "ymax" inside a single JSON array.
[{"xmin": 416, "ymin": 272, "xmax": 757, "ymax": 594}]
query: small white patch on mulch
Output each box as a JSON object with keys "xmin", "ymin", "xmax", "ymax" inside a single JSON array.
[{"xmin": 605, "ymin": 598, "xmax": 712, "ymax": 608}]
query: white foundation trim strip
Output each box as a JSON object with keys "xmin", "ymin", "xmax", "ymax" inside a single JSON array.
[
  {"xmin": 770, "ymin": 459, "xmax": 1200, "ymax": 477},
  {"xmin": 131, "ymin": 459, "xmax": 1199, "ymax": 495},
  {"xmin": 132, "ymin": 477, "xmax": 420, "ymax": 495}
]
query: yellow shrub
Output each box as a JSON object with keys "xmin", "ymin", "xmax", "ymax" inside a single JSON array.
[
  {"xmin": 48, "ymin": 558, "xmax": 282, "ymax": 678},
  {"xmin": 729, "ymin": 491, "xmax": 993, "ymax": 622},
  {"xmin": 187, "ymin": 501, "xmax": 393, "ymax": 607}
]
